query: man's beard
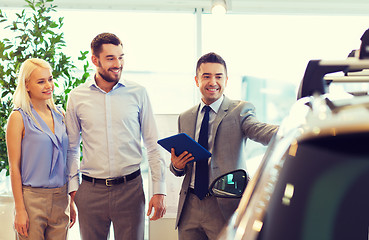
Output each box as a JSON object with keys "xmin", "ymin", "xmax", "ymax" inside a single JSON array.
[
  {"xmin": 97, "ymin": 59, "xmax": 122, "ymax": 83},
  {"xmin": 98, "ymin": 67, "xmax": 122, "ymax": 83}
]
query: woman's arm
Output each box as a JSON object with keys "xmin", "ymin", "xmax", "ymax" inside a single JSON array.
[
  {"xmin": 69, "ymin": 191, "xmax": 77, "ymax": 228},
  {"xmin": 6, "ymin": 111, "xmax": 29, "ymax": 237}
]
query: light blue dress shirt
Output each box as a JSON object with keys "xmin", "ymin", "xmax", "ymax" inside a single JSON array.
[
  {"xmin": 18, "ymin": 107, "xmax": 68, "ymax": 188},
  {"xmin": 66, "ymin": 77, "xmax": 166, "ymax": 195}
]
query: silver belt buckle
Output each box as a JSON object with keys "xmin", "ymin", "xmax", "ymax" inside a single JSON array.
[{"xmin": 105, "ymin": 178, "xmax": 113, "ymax": 186}]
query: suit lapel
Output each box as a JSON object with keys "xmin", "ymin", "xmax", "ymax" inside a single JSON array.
[
  {"xmin": 182, "ymin": 98, "xmax": 233, "ymax": 172},
  {"xmin": 183, "ymin": 97, "xmax": 233, "ymax": 155},
  {"xmin": 182, "ymin": 104, "xmax": 200, "ymax": 139},
  {"xmin": 210, "ymin": 96, "xmax": 231, "ymax": 150},
  {"xmin": 180, "ymin": 104, "xmax": 200, "ymax": 175}
]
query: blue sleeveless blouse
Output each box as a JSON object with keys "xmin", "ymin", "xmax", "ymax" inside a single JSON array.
[{"xmin": 17, "ymin": 106, "xmax": 69, "ymax": 188}]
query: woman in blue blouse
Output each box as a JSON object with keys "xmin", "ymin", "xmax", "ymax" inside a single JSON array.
[{"xmin": 6, "ymin": 58, "xmax": 76, "ymax": 239}]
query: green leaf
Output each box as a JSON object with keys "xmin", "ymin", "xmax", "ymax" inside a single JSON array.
[{"xmin": 49, "ymin": 21, "xmax": 58, "ymax": 28}]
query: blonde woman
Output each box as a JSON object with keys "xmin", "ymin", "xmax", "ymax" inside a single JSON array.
[{"xmin": 6, "ymin": 58, "xmax": 76, "ymax": 239}]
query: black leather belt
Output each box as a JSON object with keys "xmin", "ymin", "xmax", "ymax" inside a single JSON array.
[
  {"xmin": 188, "ymin": 187, "xmax": 211, "ymax": 198},
  {"xmin": 82, "ymin": 169, "xmax": 140, "ymax": 186}
]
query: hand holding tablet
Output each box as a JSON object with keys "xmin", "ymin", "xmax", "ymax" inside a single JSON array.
[{"xmin": 158, "ymin": 133, "xmax": 211, "ymax": 163}]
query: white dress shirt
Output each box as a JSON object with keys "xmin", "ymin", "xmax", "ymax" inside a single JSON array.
[{"xmin": 66, "ymin": 77, "xmax": 166, "ymax": 195}]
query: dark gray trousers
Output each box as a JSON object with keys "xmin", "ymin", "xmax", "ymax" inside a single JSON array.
[
  {"xmin": 74, "ymin": 175, "xmax": 145, "ymax": 240},
  {"xmin": 178, "ymin": 193, "xmax": 226, "ymax": 240}
]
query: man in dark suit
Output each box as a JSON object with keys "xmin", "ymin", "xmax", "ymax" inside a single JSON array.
[{"xmin": 170, "ymin": 52, "xmax": 278, "ymax": 240}]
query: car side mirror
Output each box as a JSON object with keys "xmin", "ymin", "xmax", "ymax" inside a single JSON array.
[{"xmin": 209, "ymin": 169, "xmax": 248, "ymax": 198}]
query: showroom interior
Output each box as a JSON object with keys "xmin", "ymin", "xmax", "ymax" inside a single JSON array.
[{"xmin": 1, "ymin": 0, "xmax": 369, "ymax": 239}]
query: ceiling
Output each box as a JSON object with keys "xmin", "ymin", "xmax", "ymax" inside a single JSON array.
[{"xmin": 2, "ymin": 0, "xmax": 369, "ymax": 15}]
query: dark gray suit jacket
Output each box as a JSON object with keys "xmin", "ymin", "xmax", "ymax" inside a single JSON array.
[{"xmin": 170, "ymin": 96, "xmax": 278, "ymax": 228}]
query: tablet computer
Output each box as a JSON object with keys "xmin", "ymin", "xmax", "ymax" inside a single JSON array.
[{"xmin": 158, "ymin": 133, "xmax": 211, "ymax": 162}]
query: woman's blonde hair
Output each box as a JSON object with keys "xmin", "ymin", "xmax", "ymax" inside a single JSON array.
[{"xmin": 13, "ymin": 58, "xmax": 62, "ymax": 128}]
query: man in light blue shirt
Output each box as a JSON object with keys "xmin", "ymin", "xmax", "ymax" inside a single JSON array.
[{"xmin": 66, "ymin": 32, "xmax": 166, "ymax": 240}]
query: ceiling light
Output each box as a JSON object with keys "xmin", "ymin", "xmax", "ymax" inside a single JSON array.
[{"xmin": 211, "ymin": 0, "xmax": 227, "ymax": 14}]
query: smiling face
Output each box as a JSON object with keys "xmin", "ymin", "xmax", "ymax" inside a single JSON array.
[
  {"xmin": 195, "ymin": 62, "xmax": 228, "ymax": 105},
  {"xmin": 26, "ymin": 67, "xmax": 54, "ymax": 101},
  {"xmin": 92, "ymin": 43, "xmax": 124, "ymax": 84}
]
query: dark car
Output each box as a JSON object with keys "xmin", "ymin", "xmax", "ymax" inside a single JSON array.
[{"xmin": 210, "ymin": 54, "xmax": 369, "ymax": 240}]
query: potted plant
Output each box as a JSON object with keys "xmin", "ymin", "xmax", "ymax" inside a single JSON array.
[{"xmin": 0, "ymin": 0, "xmax": 90, "ymax": 176}]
